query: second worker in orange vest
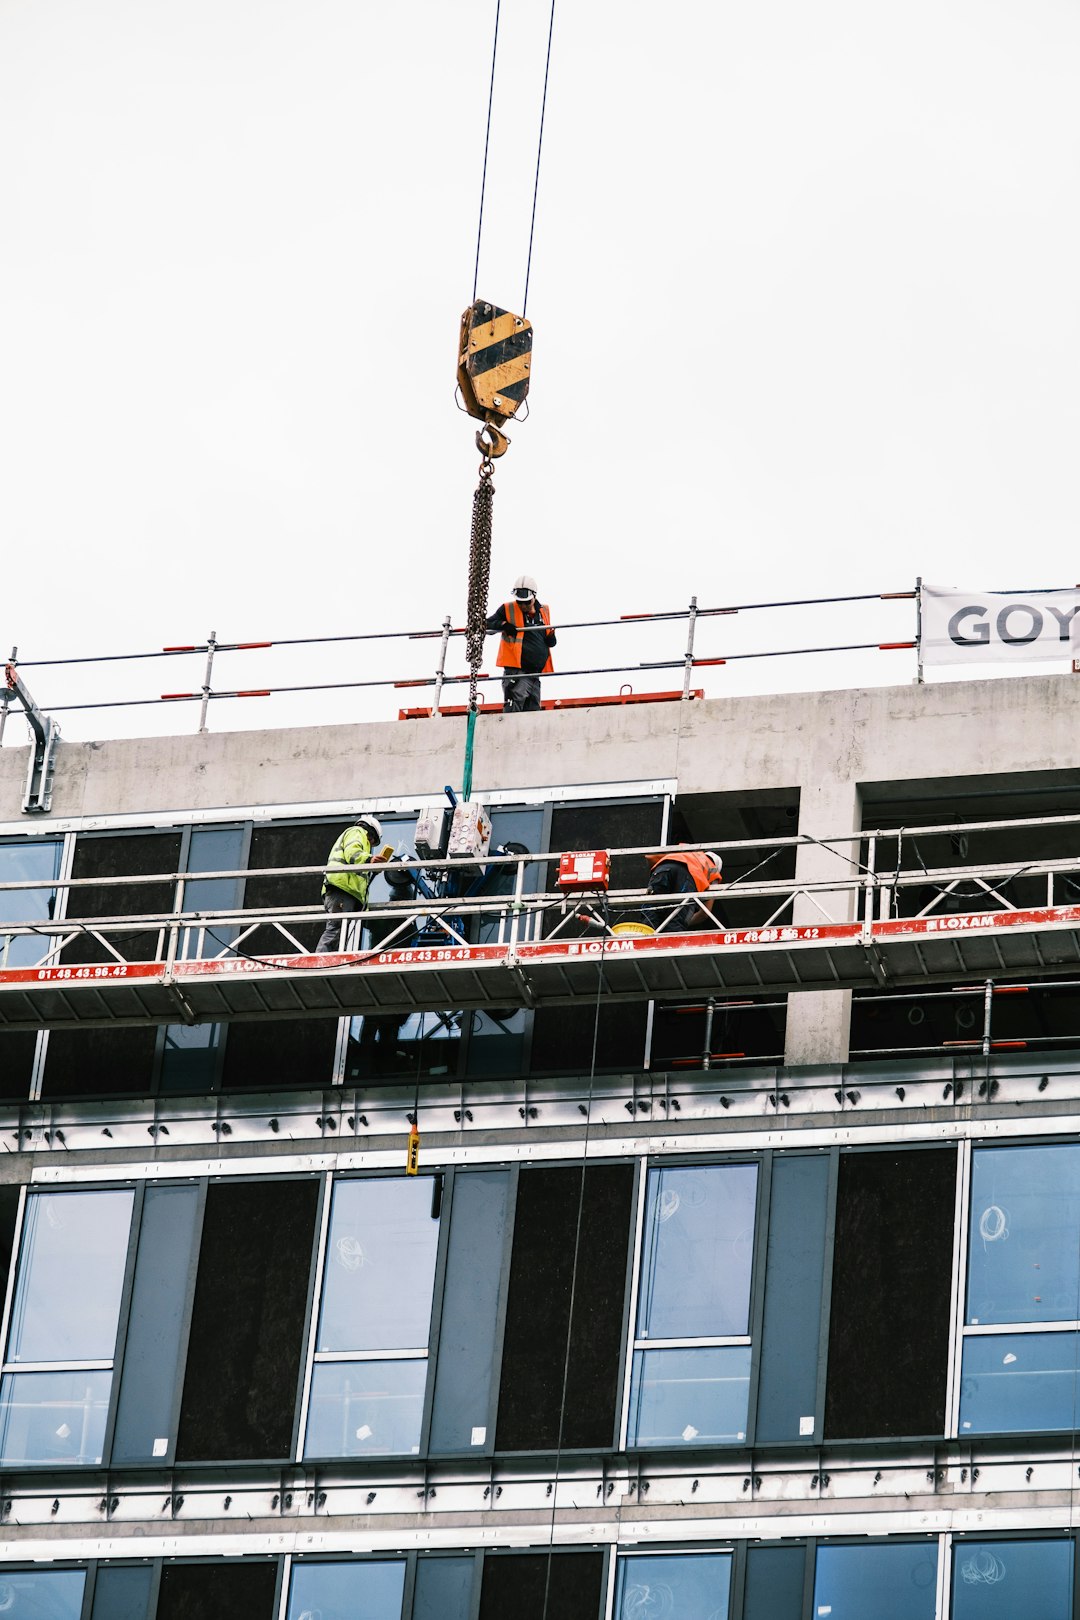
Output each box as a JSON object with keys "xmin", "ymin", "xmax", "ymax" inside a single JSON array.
[
  {"xmin": 486, "ymin": 574, "xmax": 556, "ymax": 712},
  {"xmin": 645, "ymin": 848, "xmax": 725, "ymax": 932}
]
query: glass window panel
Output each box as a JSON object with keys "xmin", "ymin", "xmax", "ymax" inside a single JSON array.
[
  {"xmin": 8, "ymin": 1190, "xmax": 134, "ymax": 1362},
  {"xmin": 90, "ymin": 1563, "xmax": 154, "ymax": 1620},
  {"xmin": 0, "ymin": 1369, "xmax": 112, "ymax": 1464},
  {"xmin": 968, "ymin": 1145, "xmax": 1080, "ymax": 1325},
  {"xmin": 814, "ymin": 1542, "xmax": 937, "ymax": 1620},
  {"xmin": 179, "ymin": 825, "xmax": 246, "ymax": 960},
  {"xmin": 413, "ymin": 1556, "xmax": 474, "ymax": 1620},
  {"xmin": 317, "ymin": 1177, "xmax": 439, "ymax": 1353},
  {"xmin": 638, "ymin": 1165, "xmax": 757, "ymax": 1339},
  {"xmin": 0, "ymin": 840, "xmax": 62, "ymax": 968},
  {"xmin": 628, "ymin": 1346, "xmax": 751, "ymax": 1446},
  {"xmin": 952, "ymin": 1539, "xmax": 1072, "ymax": 1620},
  {"xmin": 960, "ymin": 1332, "xmax": 1080, "ymax": 1434},
  {"xmin": 304, "ymin": 1359, "xmax": 427, "ymax": 1458},
  {"xmin": 616, "ymin": 1553, "xmax": 732, "ymax": 1619},
  {"xmin": 286, "ymin": 1560, "xmax": 406, "ymax": 1620},
  {"xmin": 0, "ymin": 1569, "xmax": 85, "ymax": 1617}
]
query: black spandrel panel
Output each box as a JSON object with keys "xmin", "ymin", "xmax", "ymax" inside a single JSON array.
[
  {"xmin": 220, "ymin": 1016, "xmax": 338, "ymax": 1091},
  {"xmin": 0, "ymin": 1185, "xmax": 20, "ymax": 1324},
  {"xmin": 245, "ymin": 822, "xmax": 334, "ymax": 954},
  {"xmin": 479, "ymin": 1552, "xmax": 604, "ymax": 1620},
  {"xmin": 825, "ymin": 1147, "xmax": 956, "ymax": 1439},
  {"xmin": 62, "ymin": 831, "xmax": 182, "ymax": 965},
  {"xmin": 496, "ymin": 1163, "xmax": 634, "ymax": 1452},
  {"xmin": 156, "ymin": 1562, "xmax": 278, "ymax": 1620},
  {"xmin": 176, "ymin": 1179, "xmax": 318, "ymax": 1461},
  {"xmin": 41, "ymin": 1026, "xmax": 158, "ymax": 1099},
  {"xmin": 0, "ymin": 1031, "xmax": 36, "ymax": 1100}
]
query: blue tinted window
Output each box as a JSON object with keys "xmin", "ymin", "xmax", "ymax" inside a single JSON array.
[
  {"xmin": 413, "ymin": 1556, "xmax": 474, "ymax": 1620},
  {"xmin": 287, "ymin": 1559, "xmax": 406, "ymax": 1620},
  {"xmin": 304, "ymin": 1358, "xmax": 427, "ymax": 1458},
  {"xmin": 0, "ymin": 839, "xmax": 62, "ymax": 968},
  {"xmin": 0, "ymin": 1369, "xmax": 112, "ymax": 1464},
  {"xmin": 628, "ymin": 1346, "xmax": 751, "ymax": 1445},
  {"xmin": 638, "ymin": 1165, "xmax": 757, "ymax": 1339},
  {"xmin": 952, "ymin": 1539, "xmax": 1072, "ymax": 1619},
  {"xmin": 814, "ymin": 1543, "xmax": 937, "ymax": 1620},
  {"xmin": 0, "ymin": 1569, "xmax": 84, "ymax": 1616},
  {"xmin": 8, "ymin": 1190, "xmax": 133, "ymax": 1361},
  {"xmin": 616, "ymin": 1553, "xmax": 731, "ymax": 1619},
  {"xmin": 968, "ymin": 1145, "xmax": 1080, "ymax": 1325},
  {"xmin": 317, "ymin": 1177, "xmax": 439, "ymax": 1353},
  {"xmin": 960, "ymin": 1332, "xmax": 1080, "ymax": 1433}
]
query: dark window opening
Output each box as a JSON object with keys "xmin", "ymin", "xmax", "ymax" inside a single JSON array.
[
  {"xmin": 62, "ymin": 831, "xmax": 182, "ymax": 966},
  {"xmin": 479, "ymin": 1552, "xmax": 604, "ymax": 1620},
  {"xmin": 497, "ymin": 1163, "xmax": 634, "ymax": 1452},
  {"xmin": 157, "ymin": 1561, "xmax": 278, "ymax": 1620},
  {"xmin": 177, "ymin": 1179, "xmax": 318, "ymax": 1461},
  {"xmin": 825, "ymin": 1147, "xmax": 956, "ymax": 1439},
  {"xmin": 0, "ymin": 1031, "xmax": 36, "ymax": 1101},
  {"xmin": 651, "ymin": 995, "xmax": 787, "ymax": 1069}
]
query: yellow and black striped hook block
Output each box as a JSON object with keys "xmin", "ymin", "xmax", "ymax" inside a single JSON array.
[{"xmin": 457, "ymin": 300, "xmax": 533, "ymax": 458}]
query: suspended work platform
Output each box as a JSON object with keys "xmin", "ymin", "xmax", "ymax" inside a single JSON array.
[{"xmin": 3, "ymin": 901, "xmax": 1080, "ymax": 1031}]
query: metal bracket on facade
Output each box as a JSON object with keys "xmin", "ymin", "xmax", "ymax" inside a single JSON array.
[{"xmin": 1, "ymin": 661, "xmax": 60, "ymax": 815}]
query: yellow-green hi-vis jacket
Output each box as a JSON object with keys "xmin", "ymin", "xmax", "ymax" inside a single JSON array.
[{"xmin": 322, "ymin": 825, "xmax": 374, "ymax": 902}]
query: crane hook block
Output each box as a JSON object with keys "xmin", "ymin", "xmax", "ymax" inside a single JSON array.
[{"xmin": 458, "ymin": 300, "xmax": 532, "ymax": 455}]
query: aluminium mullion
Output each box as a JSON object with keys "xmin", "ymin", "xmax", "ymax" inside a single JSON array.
[
  {"xmin": 276, "ymin": 1552, "xmax": 292, "ymax": 1620},
  {"xmin": 0, "ymin": 1185, "xmax": 29, "ymax": 1370},
  {"xmin": 617, "ymin": 1155, "xmax": 650, "ymax": 1452},
  {"xmin": 937, "ymin": 1531, "xmax": 951, "ymax": 1620},
  {"xmin": 945, "ymin": 1138, "xmax": 972, "ymax": 1442},
  {"xmin": 293, "ymin": 1169, "xmax": 334, "ymax": 1462}
]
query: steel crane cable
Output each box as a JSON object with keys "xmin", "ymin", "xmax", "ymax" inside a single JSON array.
[
  {"xmin": 523, "ymin": 0, "xmax": 556, "ymax": 315},
  {"xmin": 471, "ymin": 0, "xmax": 502, "ymax": 303}
]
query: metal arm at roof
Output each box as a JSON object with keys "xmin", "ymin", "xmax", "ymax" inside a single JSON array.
[{"xmin": 1, "ymin": 659, "xmax": 60, "ymax": 815}]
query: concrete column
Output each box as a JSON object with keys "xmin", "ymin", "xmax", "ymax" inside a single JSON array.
[{"xmin": 783, "ymin": 777, "xmax": 862, "ymax": 1066}]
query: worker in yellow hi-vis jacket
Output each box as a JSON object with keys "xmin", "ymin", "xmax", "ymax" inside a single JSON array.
[{"xmin": 315, "ymin": 813, "xmax": 385, "ymax": 953}]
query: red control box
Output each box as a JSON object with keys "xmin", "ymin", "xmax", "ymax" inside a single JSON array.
[{"xmin": 557, "ymin": 849, "xmax": 611, "ymax": 891}]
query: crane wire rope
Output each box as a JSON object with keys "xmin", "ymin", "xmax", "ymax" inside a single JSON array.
[
  {"xmin": 523, "ymin": 0, "xmax": 556, "ymax": 315},
  {"xmin": 472, "ymin": 0, "xmax": 502, "ymax": 304},
  {"xmin": 541, "ymin": 927, "xmax": 606, "ymax": 1620}
]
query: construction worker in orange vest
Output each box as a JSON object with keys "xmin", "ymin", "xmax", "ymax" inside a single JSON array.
[
  {"xmin": 644, "ymin": 848, "xmax": 724, "ymax": 933},
  {"xmin": 486, "ymin": 575, "xmax": 556, "ymax": 712}
]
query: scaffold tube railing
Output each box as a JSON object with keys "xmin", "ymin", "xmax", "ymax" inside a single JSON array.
[
  {"xmin": 0, "ymin": 588, "xmax": 920, "ymax": 736},
  {"xmin": 4, "ymin": 813, "xmax": 1080, "ymax": 972}
]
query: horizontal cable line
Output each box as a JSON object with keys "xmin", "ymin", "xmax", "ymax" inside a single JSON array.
[
  {"xmin": 12, "ymin": 588, "xmax": 915, "ymax": 670},
  {"xmin": 40, "ymin": 642, "xmax": 915, "ymax": 714}
]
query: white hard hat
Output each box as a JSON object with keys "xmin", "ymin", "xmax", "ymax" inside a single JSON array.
[
  {"xmin": 706, "ymin": 852, "xmax": 722, "ymax": 871},
  {"xmin": 357, "ymin": 812, "xmax": 383, "ymax": 842},
  {"xmin": 513, "ymin": 574, "xmax": 538, "ymax": 598}
]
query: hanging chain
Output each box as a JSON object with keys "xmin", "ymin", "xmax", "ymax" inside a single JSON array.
[{"xmin": 466, "ymin": 457, "xmax": 495, "ymax": 710}]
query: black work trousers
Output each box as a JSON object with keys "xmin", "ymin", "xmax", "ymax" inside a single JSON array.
[
  {"xmin": 502, "ymin": 674, "xmax": 542, "ymax": 712},
  {"xmin": 645, "ymin": 862, "xmax": 713, "ymax": 933}
]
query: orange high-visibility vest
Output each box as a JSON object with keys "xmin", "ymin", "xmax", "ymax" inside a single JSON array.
[
  {"xmin": 645, "ymin": 850, "xmax": 722, "ymax": 891},
  {"xmin": 495, "ymin": 600, "xmax": 554, "ymax": 673}
]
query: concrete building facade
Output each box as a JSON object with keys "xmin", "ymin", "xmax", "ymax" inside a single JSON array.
[{"xmin": 0, "ymin": 675, "xmax": 1079, "ymax": 1618}]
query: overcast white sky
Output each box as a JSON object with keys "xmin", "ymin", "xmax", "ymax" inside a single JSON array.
[{"xmin": 2, "ymin": 0, "xmax": 1078, "ymax": 744}]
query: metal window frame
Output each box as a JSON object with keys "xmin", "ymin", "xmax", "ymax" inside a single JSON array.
[
  {"xmin": 623, "ymin": 1151, "xmax": 767, "ymax": 1454},
  {"xmin": 0, "ymin": 1180, "xmax": 139, "ymax": 1471},
  {"xmin": 298, "ymin": 1166, "xmax": 451, "ymax": 1468}
]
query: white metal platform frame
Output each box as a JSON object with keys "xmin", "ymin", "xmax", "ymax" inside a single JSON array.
[{"xmin": 3, "ymin": 814, "xmax": 1080, "ymax": 1031}]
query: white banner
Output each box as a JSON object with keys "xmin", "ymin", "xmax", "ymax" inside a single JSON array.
[{"xmin": 921, "ymin": 585, "xmax": 1080, "ymax": 668}]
